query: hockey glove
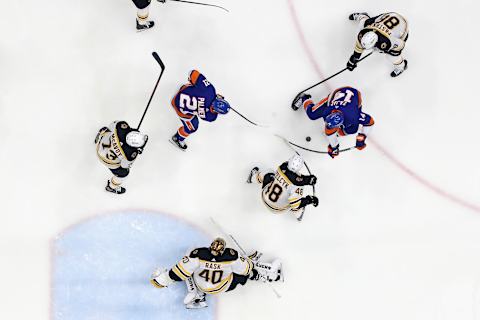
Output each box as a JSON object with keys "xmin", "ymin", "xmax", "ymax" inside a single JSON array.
[
  {"xmin": 306, "ymin": 175, "xmax": 317, "ymax": 185},
  {"xmin": 355, "ymin": 133, "xmax": 367, "ymax": 150},
  {"xmin": 328, "ymin": 144, "xmax": 340, "ymax": 158},
  {"xmin": 292, "ymin": 93, "xmax": 312, "ymax": 111},
  {"xmin": 346, "ymin": 55, "xmax": 358, "ymax": 71},
  {"xmin": 305, "ymin": 195, "xmax": 319, "ymax": 207}
]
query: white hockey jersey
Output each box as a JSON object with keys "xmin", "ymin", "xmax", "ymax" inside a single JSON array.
[
  {"xmin": 96, "ymin": 121, "xmax": 138, "ymax": 170},
  {"xmin": 171, "ymin": 247, "xmax": 254, "ymax": 295},
  {"xmin": 260, "ymin": 167, "xmax": 304, "ymax": 213}
]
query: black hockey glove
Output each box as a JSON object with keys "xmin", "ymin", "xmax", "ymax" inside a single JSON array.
[
  {"xmin": 305, "ymin": 195, "xmax": 319, "ymax": 207},
  {"xmin": 346, "ymin": 55, "xmax": 358, "ymax": 71},
  {"xmin": 306, "ymin": 175, "xmax": 317, "ymax": 185}
]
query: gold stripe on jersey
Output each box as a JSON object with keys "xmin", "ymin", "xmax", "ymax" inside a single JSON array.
[
  {"xmin": 289, "ymin": 197, "xmax": 302, "ymax": 209},
  {"xmin": 199, "ymin": 274, "xmax": 233, "ymax": 295},
  {"xmin": 243, "ymin": 260, "xmax": 253, "ymax": 276},
  {"xmin": 113, "ymin": 128, "xmax": 127, "ymax": 160},
  {"xmin": 172, "ymin": 264, "xmax": 190, "ymax": 280},
  {"xmin": 276, "ymin": 167, "xmax": 293, "ymax": 185}
]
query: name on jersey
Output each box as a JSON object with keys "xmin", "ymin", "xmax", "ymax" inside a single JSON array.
[
  {"xmin": 371, "ymin": 23, "xmax": 392, "ymax": 36},
  {"xmin": 274, "ymin": 172, "xmax": 290, "ymax": 189},
  {"xmin": 204, "ymin": 262, "xmax": 222, "ymax": 270},
  {"xmin": 111, "ymin": 135, "xmax": 124, "ymax": 158},
  {"xmin": 197, "ymin": 97, "xmax": 205, "ymax": 109}
]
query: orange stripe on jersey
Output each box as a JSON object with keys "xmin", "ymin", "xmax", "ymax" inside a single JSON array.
[
  {"xmin": 311, "ymin": 97, "xmax": 328, "ymax": 112},
  {"xmin": 303, "ymin": 99, "xmax": 314, "ymax": 110},
  {"xmin": 178, "ymin": 127, "xmax": 189, "ymax": 138},
  {"xmin": 325, "ymin": 127, "xmax": 338, "ymax": 136},
  {"xmin": 366, "ymin": 117, "xmax": 374, "ymax": 126},
  {"xmin": 357, "ymin": 90, "xmax": 363, "ymax": 107},
  {"xmin": 189, "ymin": 70, "xmax": 201, "ymax": 85},
  {"xmin": 337, "ymin": 128, "xmax": 346, "ymax": 136}
]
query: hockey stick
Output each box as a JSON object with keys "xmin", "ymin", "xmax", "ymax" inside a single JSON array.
[
  {"xmin": 275, "ymin": 134, "xmax": 316, "ymax": 221},
  {"xmin": 277, "ymin": 134, "xmax": 355, "ymax": 155},
  {"xmin": 291, "ymin": 51, "xmax": 373, "ymax": 108},
  {"xmin": 168, "ymin": 0, "xmax": 229, "ymax": 12},
  {"xmin": 209, "ymin": 217, "xmax": 282, "ymax": 299},
  {"xmin": 137, "ymin": 52, "xmax": 166, "ymax": 130},
  {"xmin": 230, "ymin": 106, "xmax": 266, "ymax": 127}
]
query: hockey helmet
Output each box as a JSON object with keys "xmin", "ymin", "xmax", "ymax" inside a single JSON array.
[
  {"xmin": 126, "ymin": 131, "xmax": 148, "ymax": 148},
  {"xmin": 212, "ymin": 96, "xmax": 230, "ymax": 114},
  {"xmin": 210, "ymin": 237, "xmax": 226, "ymax": 256},
  {"xmin": 325, "ymin": 111, "xmax": 344, "ymax": 129},
  {"xmin": 287, "ymin": 154, "xmax": 304, "ymax": 173},
  {"xmin": 360, "ymin": 31, "xmax": 378, "ymax": 50}
]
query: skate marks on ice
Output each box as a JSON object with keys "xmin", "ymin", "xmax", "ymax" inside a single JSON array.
[{"xmin": 52, "ymin": 211, "xmax": 215, "ymax": 320}]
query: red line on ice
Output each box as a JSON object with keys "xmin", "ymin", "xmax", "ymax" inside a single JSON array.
[{"xmin": 287, "ymin": 0, "xmax": 480, "ymax": 213}]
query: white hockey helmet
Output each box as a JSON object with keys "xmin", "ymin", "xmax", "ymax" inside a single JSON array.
[
  {"xmin": 126, "ymin": 131, "xmax": 148, "ymax": 148},
  {"xmin": 360, "ymin": 31, "xmax": 378, "ymax": 50},
  {"xmin": 287, "ymin": 154, "xmax": 304, "ymax": 173}
]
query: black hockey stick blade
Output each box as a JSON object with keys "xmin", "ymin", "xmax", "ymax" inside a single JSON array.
[
  {"xmin": 169, "ymin": 0, "xmax": 229, "ymax": 12},
  {"xmin": 152, "ymin": 52, "xmax": 165, "ymax": 70}
]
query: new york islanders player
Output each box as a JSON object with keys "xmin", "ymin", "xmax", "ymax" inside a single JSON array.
[
  {"xmin": 347, "ymin": 12, "xmax": 409, "ymax": 77},
  {"xmin": 169, "ymin": 70, "xmax": 230, "ymax": 151},
  {"xmin": 292, "ymin": 87, "xmax": 374, "ymax": 158},
  {"xmin": 247, "ymin": 154, "xmax": 318, "ymax": 218},
  {"xmin": 132, "ymin": 0, "xmax": 165, "ymax": 31},
  {"xmin": 150, "ymin": 238, "xmax": 282, "ymax": 309},
  {"xmin": 95, "ymin": 121, "xmax": 148, "ymax": 194}
]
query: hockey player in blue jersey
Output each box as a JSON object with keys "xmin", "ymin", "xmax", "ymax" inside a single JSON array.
[
  {"xmin": 170, "ymin": 70, "xmax": 230, "ymax": 151},
  {"xmin": 292, "ymin": 87, "xmax": 374, "ymax": 158}
]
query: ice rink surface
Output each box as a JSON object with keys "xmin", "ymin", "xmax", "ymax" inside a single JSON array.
[{"xmin": 1, "ymin": 0, "xmax": 480, "ymax": 319}]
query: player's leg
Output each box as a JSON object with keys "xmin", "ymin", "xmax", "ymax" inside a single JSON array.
[
  {"xmin": 349, "ymin": 12, "xmax": 370, "ymax": 26},
  {"xmin": 183, "ymin": 277, "xmax": 207, "ymax": 309},
  {"xmin": 387, "ymin": 54, "xmax": 408, "ymax": 77},
  {"xmin": 225, "ymin": 274, "xmax": 251, "ymax": 292},
  {"xmin": 170, "ymin": 116, "xmax": 199, "ymax": 151},
  {"xmin": 106, "ymin": 167, "xmax": 129, "ymax": 194},
  {"xmin": 132, "ymin": 0, "xmax": 154, "ymax": 31}
]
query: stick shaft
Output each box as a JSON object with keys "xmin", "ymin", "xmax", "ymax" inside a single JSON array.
[
  {"xmin": 137, "ymin": 53, "xmax": 165, "ymax": 130},
  {"xmin": 169, "ymin": 0, "xmax": 229, "ymax": 12},
  {"xmin": 230, "ymin": 107, "xmax": 264, "ymax": 127}
]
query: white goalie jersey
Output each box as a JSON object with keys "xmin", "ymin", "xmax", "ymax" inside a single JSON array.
[
  {"xmin": 170, "ymin": 248, "xmax": 254, "ymax": 295},
  {"xmin": 96, "ymin": 121, "xmax": 138, "ymax": 170},
  {"xmin": 260, "ymin": 167, "xmax": 304, "ymax": 213}
]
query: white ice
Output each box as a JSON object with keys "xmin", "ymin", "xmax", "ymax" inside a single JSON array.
[{"xmin": 1, "ymin": 0, "xmax": 480, "ymax": 319}]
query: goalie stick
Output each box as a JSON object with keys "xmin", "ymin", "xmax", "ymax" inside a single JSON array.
[
  {"xmin": 209, "ymin": 217, "xmax": 282, "ymax": 299},
  {"xmin": 137, "ymin": 52, "xmax": 165, "ymax": 130}
]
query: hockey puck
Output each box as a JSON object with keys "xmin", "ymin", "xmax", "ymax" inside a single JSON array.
[{"xmin": 306, "ymin": 136, "xmax": 311, "ymax": 142}]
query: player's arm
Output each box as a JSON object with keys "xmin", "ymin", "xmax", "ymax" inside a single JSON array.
[
  {"xmin": 289, "ymin": 188, "xmax": 318, "ymax": 211},
  {"xmin": 356, "ymin": 112, "xmax": 374, "ymax": 150},
  {"xmin": 304, "ymin": 96, "xmax": 328, "ymax": 120},
  {"xmin": 151, "ymin": 254, "xmax": 200, "ymax": 288},
  {"xmin": 387, "ymin": 37, "xmax": 405, "ymax": 56},
  {"xmin": 189, "ymin": 70, "xmax": 207, "ymax": 86},
  {"xmin": 231, "ymin": 255, "xmax": 255, "ymax": 277}
]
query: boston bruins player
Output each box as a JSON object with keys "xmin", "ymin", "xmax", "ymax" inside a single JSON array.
[
  {"xmin": 247, "ymin": 154, "xmax": 318, "ymax": 218},
  {"xmin": 131, "ymin": 0, "xmax": 166, "ymax": 31},
  {"xmin": 150, "ymin": 238, "xmax": 282, "ymax": 309},
  {"xmin": 347, "ymin": 12, "xmax": 409, "ymax": 77},
  {"xmin": 95, "ymin": 121, "xmax": 148, "ymax": 194}
]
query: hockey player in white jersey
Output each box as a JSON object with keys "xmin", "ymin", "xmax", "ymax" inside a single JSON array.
[
  {"xmin": 150, "ymin": 238, "xmax": 282, "ymax": 309},
  {"xmin": 347, "ymin": 12, "xmax": 409, "ymax": 77},
  {"xmin": 95, "ymin": 121, "xmax": 148, "ymax": 194},
  {"xmin": 247, "ymin": 154, "xmax": 318, "ymax": 218}
]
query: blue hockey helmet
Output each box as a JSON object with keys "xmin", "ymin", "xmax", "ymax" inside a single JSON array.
[
  {"xmin": 325, "ymin": 111, "xmax": 344, "ymax": 129},
  {"xmin": 212, "ymin": 97, "xmax": 230, "ymax": 114}
]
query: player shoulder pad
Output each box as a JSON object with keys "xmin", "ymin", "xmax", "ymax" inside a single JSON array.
[
  {"xmin": 189, "ymin": 248, "xmax": 211, "ymax": 260},
  {"xmin": 217, "ymin": 248, "xmax": 238, "ymax": 262},
  {"xmin": 189, "ymin": 70, "xmax": 203, "ymax": 85},
  {"xmin": 114, "ymin": 121, "xmax": 141, "ymax": 161},
  {"xmin": 279, "ymin": 162, "xmax": 306, "ymax": 186}
]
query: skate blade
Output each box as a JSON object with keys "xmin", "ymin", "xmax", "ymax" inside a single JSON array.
[{"xmin": 169, "ymin": 139, "xmax": 186, "ymax": 152}]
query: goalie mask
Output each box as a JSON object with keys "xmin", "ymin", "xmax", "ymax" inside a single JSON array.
[
  {"xmin": 210, "ymin": 238, "xmax": 226, "ymax": 256},
  {"xmin": 126, "ymin": 131, "xmax": 148, "ymax": 148}
]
